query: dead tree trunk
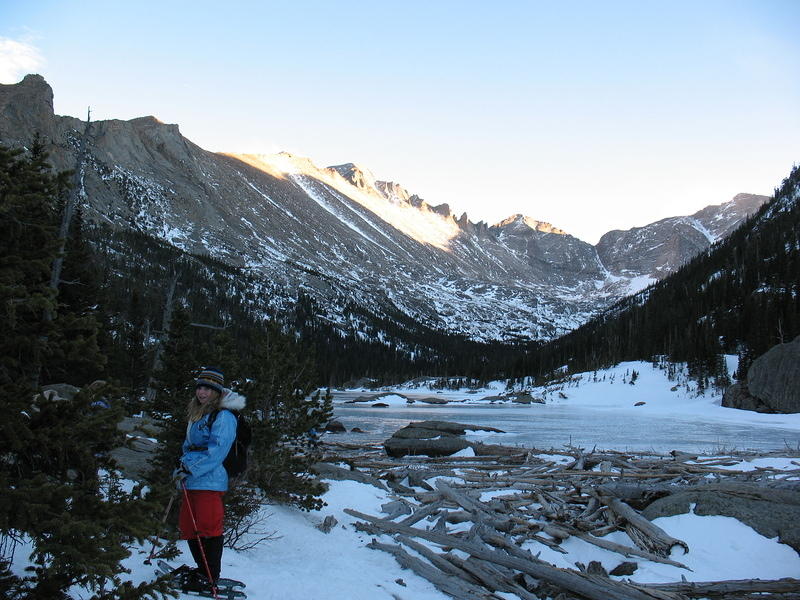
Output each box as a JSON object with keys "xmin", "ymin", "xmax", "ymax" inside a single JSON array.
[
  {"xmin": 50, "ymin": 107, "xmax": 91, "ymax": 296},
  {"xmin": 144, "ymin": 271, "xmax": 178, "ymax": 403}
]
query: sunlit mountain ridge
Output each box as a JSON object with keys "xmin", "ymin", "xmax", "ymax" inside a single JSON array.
[{"xmin": 0, "ymin": 74, "xmax": 769, "ymax": 342}]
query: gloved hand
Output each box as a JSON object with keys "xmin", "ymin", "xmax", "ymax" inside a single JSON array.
[{"xmin": 172, "ymin": 464, "xmax": 190, "ymax": 488}]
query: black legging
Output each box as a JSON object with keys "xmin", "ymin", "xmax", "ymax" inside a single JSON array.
[{"xmin": 188, "ymin": 536, "xmax": 224, "ymax": 581}]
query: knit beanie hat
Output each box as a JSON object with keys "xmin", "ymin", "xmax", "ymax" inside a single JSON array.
[{"xmin": 195, "ymin": 366, "xmax": 225, "ymax": 393}]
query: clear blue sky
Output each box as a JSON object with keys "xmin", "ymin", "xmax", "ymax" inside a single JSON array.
[{"xmin": 2, "ymin": 0, "xmax": 799, "ymax": 243}]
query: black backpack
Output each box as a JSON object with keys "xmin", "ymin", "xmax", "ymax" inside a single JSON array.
[{"xmin": 208, "ymin": 409, "xmax": 252, "ymax": 478}]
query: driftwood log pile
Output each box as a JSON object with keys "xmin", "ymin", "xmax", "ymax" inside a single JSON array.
[{"xmin": 321, "ymin": 439, "xmax": 800, "ymax": 600}]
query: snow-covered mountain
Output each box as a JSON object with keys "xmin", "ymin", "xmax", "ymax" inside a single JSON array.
[{"xmin": 0, "ymin": 75, "xmax": 769, "ymax": 342}]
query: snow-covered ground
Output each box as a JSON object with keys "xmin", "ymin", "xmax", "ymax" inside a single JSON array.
[
  {"xmin": 10, "ymin": 360, "xmax": 800, "ymax": 599},
  {"xmin": 135, "ymin": 474, "xmax": 797, "ymax": 600}
]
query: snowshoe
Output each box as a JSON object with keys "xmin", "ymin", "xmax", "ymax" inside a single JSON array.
[{"xmin": 156, "ymin": 560, "xmax": 246, "ymax": 598}]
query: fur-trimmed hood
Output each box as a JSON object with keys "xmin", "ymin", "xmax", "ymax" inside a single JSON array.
[{"xmin": 220, "ymin": 388, "xmax": 246, "ymax": 411}]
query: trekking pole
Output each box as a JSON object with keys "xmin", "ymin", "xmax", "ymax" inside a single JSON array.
[
  {"xmin": 144, "ymin": 489, "xmax": 178, "ymax": 565},
  {"xmin": 180, "ymin": 480, "xmax": 220, "ymax": 600}
]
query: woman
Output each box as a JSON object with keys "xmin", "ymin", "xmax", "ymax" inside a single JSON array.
[{"xmin": 173, "ymin": 366, "xmax": 246, "ymax": 591}]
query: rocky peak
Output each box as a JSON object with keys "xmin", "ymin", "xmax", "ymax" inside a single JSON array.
[
  {"xmin": 690, "ymin": 193, "xmax": 768, "ymax": 240},
  {"xmin": 328, "ymin": 162, "xmax": 377, "ymax": 192},
  {"xmin": 430, "ymin": 202, "xmax": 451, "ymax": 217},
  {"xmin": 596, "ymin": 193, "xmax": 769, "ymax": 279},
  {"xmin": 375, "ymin": 180, "xmax": 412, "ymax": 204},
  {"xmin": 493, "ymin": 214, "xmax": 568, "ymax": 235},
  {"xmin": 0, "ymin": 73, "xmax": 56, "ymax": 142}
]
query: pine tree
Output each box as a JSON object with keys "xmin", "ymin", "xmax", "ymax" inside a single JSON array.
[
  {"xmin": 0, "ymin": 139, "xmax": 61, "ymax": 389},
  {"xmin": 242, "ymin": 323, "xmax": 332, "ymax": 511},
  {"xmin": 145, "ymin": 306, "xmax": 199, "ymax": 485},
  {"xmin": 0, "ymin": 142, "xmax": 167, "ymax": 599}
]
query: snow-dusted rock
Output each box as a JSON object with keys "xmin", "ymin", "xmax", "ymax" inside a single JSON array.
[
  {"xmin": 724, "ymin": 335, "xmax": 800, "ymax": 414},
  {"xmin": 383, "ymin": 420, "xmax": 505, "ymax": 458},
  {"xmin": 642, "ymin": 482, "xmax": 800, "ymax": 552},
  {"xmin": 747, "ymin": 335, "xmax": 800, "ymax": 414}
]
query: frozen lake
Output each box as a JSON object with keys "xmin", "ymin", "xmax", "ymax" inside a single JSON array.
[{"xmin": 330, "ymin": 392, "xmax": 800, "ymax": 454}]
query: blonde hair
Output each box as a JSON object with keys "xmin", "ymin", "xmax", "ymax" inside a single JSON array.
[{"xmin": 186, "ymin": 388, "xmax": 222, "ymax": 423}]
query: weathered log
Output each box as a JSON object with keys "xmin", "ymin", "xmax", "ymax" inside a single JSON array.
[
  {"xmin": 311, "ymin": 462, "xmax": 388, "ymax": 490},
  {"xmin": 381, "ymin": 499, "xmax": 413, "ymax": 520},
  {"xmin": 642, "ymin": 577, "xmax": 800, "ymax": 597},
  {"xmin": 435, "ymin": 480, "xmax": 513, "ymax": 532},
  {"xmin": 399, "ymin": 499, "xmax": 444, "ymax": 526},
  {"xmin": 565, "ymin": 527, "xmax": 691, "ymax": 570},
  {"xmin": 601, "ymin": 496, "xmax": 689, "ymax": 557},
  {"xmin": 432, "ymin": 514, "xmax": 449, "ymax": 533},
  {"xmin": 366, "ymin": 539, "xmax": 502, "ymax": 599},
  {"xmin": 444, "ymin": 510, "xmax": 474, "ymax": 524},
  {"xmin": 457, "ymin": 556, "xmax": 541, "ymax": 600},
  {"xmin": 395, "ymin": 534, "xmax": 479, "ymax": 582},
  {"xmin": 415, "ymin": 490, "xmax": 444, "ymax": 504},
  {"xmin": 386, "ymin": 478, "xmax": 417, "ymax": 495},
  {"xmin": 477, "ymin": 525, "xmax": 556, "ymax": 564},
  {"xmin": 346, "ymin": 508, "xmax": 682, "ymax": 600},
  {"xmin": 542, "ymin": 524, "xmax": 570, "ymax": 541}
]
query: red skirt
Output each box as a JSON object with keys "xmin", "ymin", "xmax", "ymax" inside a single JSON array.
[{"xmin": 179, "ymin": 490, "xmax": 224, "ymax": 539}]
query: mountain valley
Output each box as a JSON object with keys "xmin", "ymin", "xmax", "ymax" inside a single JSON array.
[{"xmin": 0, "ymin": 75, "xmax": 768, "ymax": 344}]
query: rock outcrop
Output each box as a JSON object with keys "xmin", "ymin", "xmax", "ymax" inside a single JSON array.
[
  {"xmin": 383, "ymin": 420, "xmax": 505, "ymax": 458},
  {"xmin": 642, "ymin": 482, "xmax": 800, "ymax": 552},
  {"xmin": 723, "ymin": 336, "xmax": 800, "ymax": 413},
  {"xmin": 747, "ymin": 335, "xmax": 800, "ymax": 413}
]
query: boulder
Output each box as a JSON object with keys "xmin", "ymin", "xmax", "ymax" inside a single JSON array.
[
  {"xmin": 41, "ymin": 383, "xmax": 80, "ymax": 401},
  {"xmin": 508, "ymin": 392, "xmax": 544, "ymax": 404},
  {"xmin": 403, "ymin": 420, "xmax": 505, "ymax": 436},
  {"xmin": 746, "ymin": 335, "xmax": 800, "ymax": 413},
  {"xmin": 642, "ymin": 482, "xmax": 800, "ymax": 552},
  {"xmin": 383, "ymin": 420, "xmax": 505, "ymax": 458},
  {"xmin": 347, "ymin": 392, "xmax": 410, "ymax": 404},
  {"xmin": 479, "ymin": 395, "xmax": 506, "ymax": 402},
  {"xmin": 721, "ymin": 382, "xmax": 774, "ymax": 412},
  {"xmin": 384, "ymin": 435, "xmax": 470, "ymax": 458},
  {"xmin": 350, "ymin": 394, "xmax": 380, "ymax": 403},
  {"xmin": 391, "ymin": 426, "xmax": 451, "ymax": 440},
  {"xmin": 110, "ymin": 438, "xmax": 158, "ymax": 481},
  {"xmin": 416, "ymin": 396, "xmax": 449, "ymax": 404},
  {"xmin": 109, "ymin": 415, "xmax": 163, "ymax": 480},
  {"xmin": 324, "ymin": 419, "xmax": 347, "ymax": 433}
]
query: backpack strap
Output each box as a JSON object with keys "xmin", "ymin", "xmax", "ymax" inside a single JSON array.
[{"xmin": 206, "ymin": 408, "xmax": 237, "ymax": 429}]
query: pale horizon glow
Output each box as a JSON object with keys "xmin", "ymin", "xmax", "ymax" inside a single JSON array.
[{"xmin": 1, "ymin": 1, "xmax": 798, "ymax": 243}]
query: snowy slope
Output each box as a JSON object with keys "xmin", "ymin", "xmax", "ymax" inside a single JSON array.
[{"xmin": 0, "ymin": 75, "xmax": 770, "ymax": 343}]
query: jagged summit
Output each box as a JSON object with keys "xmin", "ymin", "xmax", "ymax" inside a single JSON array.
[
  {"xmin": 328, "ymin": 162, "xmax": 377, "ymax": 191},
  {"xmin": 493, "ymin": 214, "xmax": 568, "ymax": 235}
]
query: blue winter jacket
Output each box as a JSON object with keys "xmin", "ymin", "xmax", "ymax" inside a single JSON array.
[{"xmin": 180, "ymin": 390, "xmax": 246, "ymax": 492}]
